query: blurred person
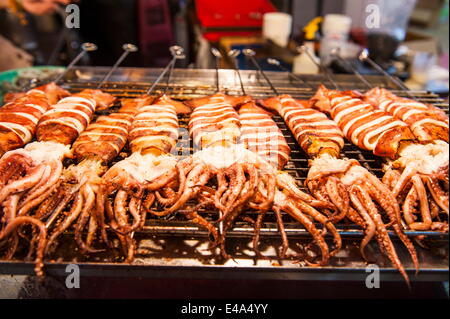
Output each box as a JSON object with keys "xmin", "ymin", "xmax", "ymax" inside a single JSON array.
[{"xmin": 0, "ymin": 0, "xmax": 80, "ymax": 72}]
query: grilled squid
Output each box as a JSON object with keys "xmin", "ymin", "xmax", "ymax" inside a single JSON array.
[
  {"xmin": 365, "ymin": 88, "xmax": 449, "ymax": 143},
  {"xmin": 144, "ymin": 93, "xmax": 262, "ymax": 258},
  {"xmin": 0, "ymin": 83, "xmax": 69, "ymax": 157},
  {"xmin": 262, "ymin": 93, "xmax": 417, "ymax": 284},
  {"xmin": 238, "ymin": 101, "xmax": 341, "ymax": 264},
  {"xmin": 363, "ymin": 88, "xmax": 449, "ymax": 226},
  {"xmin": 154, "ymin": 93, "xmax": 335, "ymax": 264},
  {"xmin": 38, "ymin": 99, "xmax": 139, "ymax": 257},
  {"xmin": 97, "ymin": 94, "xmax": 192, "ymax": 262},
  {"xmin": 143, "ymin": 93, "xmax": 252, "ymax": 257},
  {"xmin": 0, "ymin": 89, "xmax": 115, "ymax": 275},
  {"xmin": 313, "ymin": 86, "xmax": 448, "ymax": 232}
]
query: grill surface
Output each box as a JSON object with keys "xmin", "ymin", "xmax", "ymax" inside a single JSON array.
[{"xmin": 0, "ymin": 67, "xmax": 448, "ymax": 281}]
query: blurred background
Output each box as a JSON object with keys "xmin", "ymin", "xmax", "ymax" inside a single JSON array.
[{"xmin": 0, "ymin": 0, "xmax": 449, "ymax": 94}]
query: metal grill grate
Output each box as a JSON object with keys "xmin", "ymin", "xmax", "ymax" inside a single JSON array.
[
  {"xmin": 1, "ymin": 67, "xmax": 448, "ymax": 280},
  {"xmin": 61, "ymin": 67, "xmax": 449, "ymax": 239}
]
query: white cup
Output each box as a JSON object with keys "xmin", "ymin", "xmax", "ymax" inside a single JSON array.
[{"xmin": 262, "ymin": 12, "xmax": 292, "ymax": 47}]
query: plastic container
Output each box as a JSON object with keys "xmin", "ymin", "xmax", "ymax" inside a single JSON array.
[
  {"xmin": 262, "ymin": 12, "xmax": 293, "ymax": 47},
  {"xmin": 320, "ymin": 14, "xmax": 352, "ymax": 65}
]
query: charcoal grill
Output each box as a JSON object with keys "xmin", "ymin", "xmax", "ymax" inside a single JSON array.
[{"xmin": 0, "ymin": 67, "xmax": 448, "ymax": 282}]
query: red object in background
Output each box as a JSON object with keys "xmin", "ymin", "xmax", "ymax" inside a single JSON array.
[
  {"xmin": 350, "ymin": 28, "xmax": 368, "ymax": 48},
  {"xmin": 195, "ymin": 0, "xmax": 276, "ymax": 42},
  {"xmin": 138, "ymin": 0, "xmax": 174, "ymax": 67}
]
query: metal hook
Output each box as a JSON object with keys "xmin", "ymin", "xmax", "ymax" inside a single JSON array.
[
  {"xmin": 267, "ymin": 58, "xmax": 313, "ymax": 89},
  {"xmin": 53, "ymin": 42, "xmax": 98, "ymax": 83},
  {"xmin": 97, "ymin": 43, "xmax": 138, "ymax": 89},
  {"xmin": 330, "ymin": 48, "xmax": 373, "ymax": 89},
  {"xmin": 243, "ymin": 49, "xmax": 279, "ymax": 95},
  {"xmin": 146, "ymin": 45, "xmax": 186, "ymax": 95},
  {"xmin": 228, "ymin": 50, "xmax": 247, "ymax": 95},
  {"xmin": 298, "ymin": 45, "xmax": 340, "ymax": 90},
  {"xmin": 211, "ymin": 47, "xmax": 222, "ymax": 92}
]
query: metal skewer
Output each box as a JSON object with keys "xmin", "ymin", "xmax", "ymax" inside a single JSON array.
[
  {"xmin": 97, "ymin": 43, "xmax": 138, "ymax": 89},
  {"xmin": 266, "ymin": 58, "xmax": 313, "ymax": 89},
  {"xmin": 53, "ymin": 42, "xmax": 98, "ymax": 84},
  {"xmin": 211, "ymin": 48, "xmax": 222, "ymax": 93},
  {"xmin": 330, "ymin": 48, "xmax": 372, "ymax": 89},
  {"xmin": 298, "ymin": 45, "xmax": 340, "ymax": 90},
  {"xmin": 147, "ymin": 45, "xmax": 185, "ymax": 95},
  {"xmin": 130, "ymin": 46, "xmax": 185, "ymax": 242},
  {"xmin": 241, "ymin": 51, "xmax": 278, "ymax": 98},
  {"xmin": 210, "ymin": 47, "xmax": 228, "ymax": 236},
  {"xmin": 359, "ymin": 49, "xmax": 413, "ymax": 96},
  {"xmin": 243, "ymin": 49, "xmax": 279, "ymax": 95},
  {"xmin": 228, "ymin": 50, "xmax": 247, "ymax": 95}
]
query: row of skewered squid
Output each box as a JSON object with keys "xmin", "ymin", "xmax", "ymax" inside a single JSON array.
[
  {"xmin": 0, "ymin": 82, "xmax": 447, "ymax": 284},
  {"xmin": 311, "ymin": 86, "xmax": 448, "ymax": 231},
  {"xmin": 0, "ymin": 84, "xmax": 116, "ymax": 275}
]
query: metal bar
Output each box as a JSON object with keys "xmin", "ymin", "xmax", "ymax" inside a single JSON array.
[
  {"xmin": 146, "ymin": 60, "xmax": 175, "ymax": 94},
  {"xmin": 243, "ymin": 49, "xmax": 280, "ymax": 95},
  {"xmin": 1, "ymin": 261, "xmax": 447, "ymax": 282},
  {"xmin": 330, "ymin": 49, "xmax": 373, "ymax": 89},
  {"xmin": 97, "ymin": 43, "xmax": 138, "ymax": 89},
  {"xmin": 359, "ymin": 49, "xmax": 413, "ymax": 94},
  {"xmin": 211, "ymin": 48, "xmax": 222, "ymax": 92},
  {"xmin": 54, "ymin": 42, "xmax": 98, "ymax": 83},
  {"xmin": 163, "ymin": 57, "xmax": 176, "ymax": 94},
  {"xmin": 267, "ymin": 58, "xmax": 314, "ymax": 89},
  {"xmin": 146, "ymin": 45, "xmax": 186, "ymax": 95},
  {"xmin": 228, "ymin": 50, "xmax": 247, "ymax": 95},
  {"xmin": 299, "ymin": 45, "xmax": 341, "ymax": 90},
  {"xmin": 0, "ymin": 261, "xmax": 447, "ymax": 282}
]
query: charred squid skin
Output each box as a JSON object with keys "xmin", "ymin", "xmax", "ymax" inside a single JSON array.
[
  {"xmin": 17, "ymin": 178, "xmax": 63, "ymax": 218},
  {"xmin": 0, "ymin": 90, "xmax": 116, "ymax": 262}
]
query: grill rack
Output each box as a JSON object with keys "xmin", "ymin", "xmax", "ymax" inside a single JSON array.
[
  {"xmin": 64, "ymin": 68, "xmax": 449, "ymax": 239},
  {"xmin": 0, "ymin": 67, "xmax": 448, "ymax": 281}
]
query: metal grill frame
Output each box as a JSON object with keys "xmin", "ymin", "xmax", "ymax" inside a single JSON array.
[{"xmin": 0, "ymin": 67, "xmax": 448, "ymax": 281}]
